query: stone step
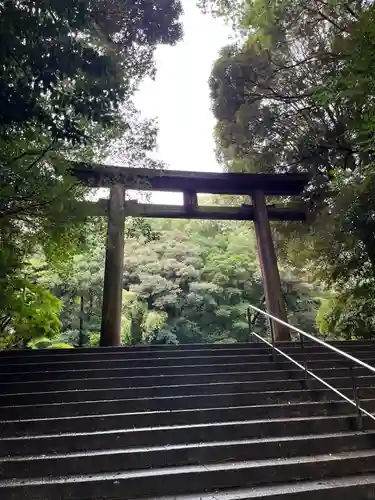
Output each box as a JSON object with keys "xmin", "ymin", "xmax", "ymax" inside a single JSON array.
[
  {"xmin": 286, "ymin": 366, "xmax": 372, "ymax": 380},
  {"xmin": 0, "ymin": 344, "xmax": 259, "ymax": 358},
  {"xmin": 2, "ymin": 432, "xmax": 375, "ymax": 480},
  {"xmin": 1, "ymin": 375, "xmax": 375, "ymax": 402},
  {"xmin": 1, "ymin": 354, "xmax": 375, "ymax": 373},
  {"xmin": 2, "ymin": 388, "xmax": 375, "ymax": 419},
  {"xmin": 1, "ymin": 399, "xmax": 372, "ymax": 436},
  {"xmin": 0, "ymin": 348, "xmax": 274, "ymax": 363},
  {"xmin": 0, "ymin": 368, "xmax": 373, "ymax": 392},
  {"xmin": 2, "ymin": 416, "xmax": 371, "ymax": 456},
  {"xmin": 0, "ymin": 370, "xmax": 292, "ymax": 392},
  {"xmin": 1, "ymin": 450, "xmax": 375, "ymax": 499},
  {"xmin": 0, "ymin": 373, "xmax": 374, "ymax": 396},
  {"xmin": 276, "ymin": 357, "xmax": 375, "ymax": 370},
  {"xmin": 0, "ymin": 362, "xmax": 285, "ymax": 382},
  {"xmin": 143, "ymin": 473, "xmax": 375, "ymax": 500},
  {"xmin": 1, "ymin": 359, "xmax": 375, "ymax": 383},
  {"xmin": 0, "ymin": 345, "xmax": 375, "ymax": 364},
  {"xmin": 0, "ymin": 339, "xmax": 374, "ymax": 359},
  {"xmin": 1, "ymin": 384, "xmax": 374, "ymax": 407},
  {"xmin": 0, "ymin": 354, "xmax": 282, "ymax": 372},
  {"xmin": 2, "ymin": 341, "xmax": 375, "ymax": 500}
]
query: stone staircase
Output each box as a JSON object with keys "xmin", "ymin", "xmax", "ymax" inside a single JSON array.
[{"xmin": 1, "ymin": 341, "xmax": 375, "ymax": 499}]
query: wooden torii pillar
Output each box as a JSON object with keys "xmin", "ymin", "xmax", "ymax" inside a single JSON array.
[
  {"xmin": 100, "ymin": 185, "xmax": 125, "ymax": 347},
  {"xmin": 252, "ymin": 191, "xmax": 290, "ymax": 342}
]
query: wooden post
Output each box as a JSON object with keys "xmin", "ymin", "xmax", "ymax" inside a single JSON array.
[
  {"xmin": 183, "ymin": 190, "xmax": 198, "ymax": 213},
  {"xmin": 252, "ymin": 191, "xmax": 290, "ymax": 342},
  {"xmin": 100, "ymin": 185, "xmax": 125, "ymax": 347}
]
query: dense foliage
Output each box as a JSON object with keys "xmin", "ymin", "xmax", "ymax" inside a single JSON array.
[
  {"xmin": 33, "ymin": 217, "xmax": 318, "ymax": 347},
  {"xmin": 202, "ymin": 0, "xmax": 375, "ymax": 339},
  {"xmin": 0, "ymin": 0, "xmax": 182, "ymax": 347}
]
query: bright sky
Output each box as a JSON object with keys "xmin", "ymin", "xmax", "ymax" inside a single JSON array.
[{"xmin": 134, "ymin": 1, "xmax": 232, "ymax": 204}]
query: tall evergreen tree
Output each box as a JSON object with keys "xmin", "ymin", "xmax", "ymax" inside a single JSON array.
[{"xmin": 0, "ymin": 0, "xmax": 183, "ymax": 345}]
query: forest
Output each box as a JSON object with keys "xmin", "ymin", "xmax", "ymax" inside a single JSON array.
[{"xmin": 1, "ymin": 0, "xmax": 375, "ymax": 348}]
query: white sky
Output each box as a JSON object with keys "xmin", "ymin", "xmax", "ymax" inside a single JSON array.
[{"xmin": 134, "ymin": 1, "xmax": 232, "ymax": 204}]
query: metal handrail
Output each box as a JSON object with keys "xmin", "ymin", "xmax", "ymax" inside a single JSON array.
[
  {"xmin": 249, "ymin": 304, "xmax": 375, "ymax": 375},
  {"xmin": 247, "ymin": 304, "xmax": 375, "ymax": 429}
]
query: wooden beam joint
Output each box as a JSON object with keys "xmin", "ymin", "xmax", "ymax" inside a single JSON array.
[{"xmin": 183, "ymin": 191, "xmax": 198, "ymax": 212}]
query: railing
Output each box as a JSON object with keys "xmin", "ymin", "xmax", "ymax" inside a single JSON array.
[{"xmin": 247, "ymin": 304, "xmax": 375, "ymax": 430}]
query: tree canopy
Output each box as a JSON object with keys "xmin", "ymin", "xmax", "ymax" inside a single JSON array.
[
  {"xmin": 0, "ymin": 0, "xmax": 183, "ymax": 346},
  {"xmin": 202, "ymin": 0, "xmax": 375, "ymax": 339}
]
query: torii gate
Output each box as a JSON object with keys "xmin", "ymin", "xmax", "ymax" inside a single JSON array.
[{"xmin": 73, "ymin": 163, "xmax": 309, "ymax": 346}]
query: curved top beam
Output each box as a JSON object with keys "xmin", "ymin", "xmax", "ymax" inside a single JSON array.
[{"xmin": 71, "ymin": 162, "xmax": 309, "ymax": 196}]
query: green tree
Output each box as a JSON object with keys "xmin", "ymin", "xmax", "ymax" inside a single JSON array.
[
  {"xmin": 120, "ymin": 217, "xmax": 319, "ymax": 343},
  {"xmin": 0, "ymin": 282, "xmax": 62, "ymax": 349},
  {"xmin": 0, "ymin": 0, "xmax": 183, "ymax": 348},
  {"xmin": 35, "ymin": 212, "xmax": 320, "ymax": 346},
  {"xmin": 204, "ymin": 0, "xmax": 375, "ymax": 339}
]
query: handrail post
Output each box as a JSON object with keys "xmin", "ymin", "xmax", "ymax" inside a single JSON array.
[
  {"xmin": 247, "ymin": 308, "xmax": 253, "ymax": 343},
  {"xmin": 349, "ymin": 365, "xmax": 363, "ymax": 430},
  {"xmin": 268, "ymin": 315, "xmax": 276, "ymax": 361},
  {"xmin": 300, "ymin": 333, "xmax": 308, "ymax": 386}
]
